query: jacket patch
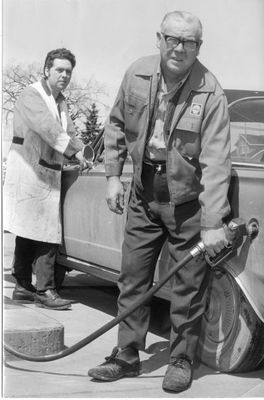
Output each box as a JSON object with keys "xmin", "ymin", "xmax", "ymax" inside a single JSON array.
[{"xmin": 190, "ymin": 103, "xmax": 202, "ymax": 116}]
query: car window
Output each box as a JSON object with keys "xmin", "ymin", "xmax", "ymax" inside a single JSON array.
[
  {"xmin": 85, "ymin": 97, "xmax": 264, "ymax": 167},
  {"xmin": 230, "ymin": 97, "xmax": 264, "ymax": 164}
]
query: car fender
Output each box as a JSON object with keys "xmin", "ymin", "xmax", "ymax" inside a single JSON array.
[
  {"xmin": 222, "ymin": 240, "xmax": 264, "ymax": 323},
  {"xmin": 222, "ymin": 164, "xmax": 264, "ymax": 323}
]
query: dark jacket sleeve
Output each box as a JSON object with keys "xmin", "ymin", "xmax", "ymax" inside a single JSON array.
[{"xmin": 104, "ymin": 73, "xmax": 129, "ymax": 177}]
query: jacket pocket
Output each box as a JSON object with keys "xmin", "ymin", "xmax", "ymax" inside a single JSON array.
[
  {"xmin": 124, "ymin": 93, "xmax": 147, "ymax": 138},
  {"xmin": 176, "ymin": 116, "xmax": 202, "ymax": 133},
  {"xmin": 36, "ymin": 162, "xmax": 61, "ymax": 190},
  {"xmin": 173, "ymin": 117, "xmax": 202, "ymax": 159},
  {"xmin": 17, "ymin": 181, "xmax": 51, "ymax": 202},
  {"xmin": 124, "ymin": 93, "xmax": 147, "ymax": 115}
]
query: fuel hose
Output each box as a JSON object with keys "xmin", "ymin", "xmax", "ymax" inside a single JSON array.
[{"xmin": 4, "ymin": 241, "xmax": 205, "ymax": 362}]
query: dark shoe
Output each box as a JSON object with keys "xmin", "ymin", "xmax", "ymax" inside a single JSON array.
[
  {"xmin": 35, "ymin": 289, "xmax": 72, "ymax": 310},
  {"xmin": 12, "ymin": 281, "xmax": 36, "ymax": 302},
  {"xmin": 162, "ymin": 358, "xmax": 193, "ymax": 393},
  {"xmin": 88, "ymin": 347, "xmax": 140, "ymax": 381}
]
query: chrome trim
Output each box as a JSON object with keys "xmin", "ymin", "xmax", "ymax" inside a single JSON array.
[
  {"xmin": 190, "ymin": 241, "xmax": 205, "ymax": 257},
  {"xmin": 232, "ymin": 162, "xmax": 264, "ymax": 169},
  {"xmin": 228, "ymin": 95, "xmax": 264, "ymax": 108}
]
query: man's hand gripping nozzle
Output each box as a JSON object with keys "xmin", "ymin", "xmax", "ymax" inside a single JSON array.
[{"xmin": 190, "ymin": 218, "xmax": 257, "ymax": 267}]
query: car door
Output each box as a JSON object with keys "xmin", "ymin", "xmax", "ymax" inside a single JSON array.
[{"xmin": 60, "ymin": 156, "xmax": 132, "ymax": 275}]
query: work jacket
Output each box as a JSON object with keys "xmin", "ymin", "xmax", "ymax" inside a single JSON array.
[
  {"xmin": 104, "ymin": 55, "xmax": 231, "ymax": 228},
  {"xmin": 4, "ymin": 78, "xmax": 83, "ymax": 243}
]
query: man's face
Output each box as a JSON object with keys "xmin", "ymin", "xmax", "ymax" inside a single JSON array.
[
  {"xmin": 157, "ymin": 17, "xmax": 201, "ymax": 80},
  {"xmin": 45, "ymin": 58, "xmax": 73, "ymax": 94}
]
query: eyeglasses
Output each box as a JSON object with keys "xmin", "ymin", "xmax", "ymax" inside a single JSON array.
[{"xmin": 160, "ymin": 33, "xmax": 201, "ymax": 51}]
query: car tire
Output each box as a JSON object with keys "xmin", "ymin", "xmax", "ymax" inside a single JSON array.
[{"xmin": 197, "ymin": 268, "xmax": 264, "ymax": 372}]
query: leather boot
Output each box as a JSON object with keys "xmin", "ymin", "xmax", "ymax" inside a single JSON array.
[
  {"xmin": 12, "ymin": 280, "xmax": 36, "ymax": 302},
  {"xmin": 88, "ymin": 347, "xmax": 140, "ymax": 381},
  {"xmin": 162, "ymin": 358, "xmax": 193, "ymax": 393},
  {"xmin": 35, "ymin": 289, "xmax": 72, "ymax": 310}
]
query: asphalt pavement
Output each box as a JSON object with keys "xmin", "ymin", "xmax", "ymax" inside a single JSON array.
[{"xmin": 2, "ymin": 232, "xmax": 264, "ymax": 398}]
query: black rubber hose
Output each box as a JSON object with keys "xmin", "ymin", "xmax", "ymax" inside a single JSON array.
[{"xmin": 4, "ymin": 246, "xmax": 200, "ymax": 362}]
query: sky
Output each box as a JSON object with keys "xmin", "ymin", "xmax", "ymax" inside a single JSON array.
[{"xmin": 2, "ymin": 0, "xmax": 264, "ymax": 115}]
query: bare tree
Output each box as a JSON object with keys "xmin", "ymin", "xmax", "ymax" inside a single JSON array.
[
  {"xmin": 2, "ymin": 63, "xmax": 108, "ymax": 134},
  {"xmin": 3, "ymin": 63, "xmax": 42, "ymax": 121}
]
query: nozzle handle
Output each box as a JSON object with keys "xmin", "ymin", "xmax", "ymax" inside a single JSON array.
[{"xmin": 82, "ymin": 144, "xmax": 95, "ymax": 162}]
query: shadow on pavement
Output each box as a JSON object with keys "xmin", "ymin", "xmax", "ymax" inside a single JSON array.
[{"xmin": 59, "ymin": 274, "xmax": 171, "ymax": 339}]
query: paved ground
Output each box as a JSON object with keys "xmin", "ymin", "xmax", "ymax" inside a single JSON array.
[{"xmin": 2, "ymin": 232, "xmax": 264, "ymax": 398}]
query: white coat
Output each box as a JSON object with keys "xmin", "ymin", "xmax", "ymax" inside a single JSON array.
[{"xmin": 3, "ymin": 78, "xmax": 83, "ymax": 243}]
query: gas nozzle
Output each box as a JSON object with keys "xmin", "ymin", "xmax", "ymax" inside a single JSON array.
[
  {"xmin": 205, "ymin": 244, "xmax": 234, "ymax": 267},
  {"xmin": 79, "ymin": 144, "xmax": 95, "ymax": 172},
  {"xmin": 82, "ymin": 144, "xmax": 95, "ymax": 163},
  {"xmin": 204, "ymin": 218, "xmax": 259, "ymax": 267},
  {"xmin": 204, "ymin": 218, "xmax": 246, "ymax": 267},
  {"xmin": 191, "ymin": 218, "xmax": 257, "ymax": 268},
  {"xmin": 247, "ymin": 218, "xmax": 259, "ymax": 239}
]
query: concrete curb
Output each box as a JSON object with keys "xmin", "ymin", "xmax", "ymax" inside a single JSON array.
[{"xmin": 4, "ymin": 298, "xmax": 64, "ymax": 360}]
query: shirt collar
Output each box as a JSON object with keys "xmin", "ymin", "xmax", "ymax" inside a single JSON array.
[{"xmin": 159, "ymin": 70, "xmax": 190, "ymax": 100}]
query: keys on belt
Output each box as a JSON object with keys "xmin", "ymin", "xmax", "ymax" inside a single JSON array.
[
  {"xmin": 144, "ymin": 161, "xmax": 166, "ymax": 175},
  {"xmin": 154, "ymin": 163, "xmax": 166, "ymax": 174}
]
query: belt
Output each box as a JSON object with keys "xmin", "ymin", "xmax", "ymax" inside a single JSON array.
[
  {"xmin": 39, "ymin": 159, "xmax": 61, "ymax": 171},
  {"xmin": 142, "ymin": 161, "xmax": 170, "ymax": 202},
  {"xmin": 143, "ymin": 160, "xmax": 166, "ymax": 174},
  {"xmin": 12, "ymin": 136, "xmax": 24, "ymax": 145}
]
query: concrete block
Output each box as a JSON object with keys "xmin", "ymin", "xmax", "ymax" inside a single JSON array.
[{"xmin": 4, "ymin": 299, "xmax": 64, "ymax": 360}]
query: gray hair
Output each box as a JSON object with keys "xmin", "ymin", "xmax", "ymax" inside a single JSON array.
[{"xmin": 160, "ymin": 11, "xmax": 203, "ymax": 40}]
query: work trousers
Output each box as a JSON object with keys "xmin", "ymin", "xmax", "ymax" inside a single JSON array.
[
  {"xmin": 117, "ymin": 163, "xmax": 210, "ymax": 363},
  {"xmin": 12, "ymin": 236, "xmax": 58, "ymax": 292}
]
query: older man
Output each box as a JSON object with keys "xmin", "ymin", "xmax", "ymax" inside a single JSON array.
[
  {"xmin": 88, "ymin": 11, "xmax": 231, "ymax": 392},
  {"xmin": 4, "ymin": 48, "xmax": 89, "ymax": 310}
]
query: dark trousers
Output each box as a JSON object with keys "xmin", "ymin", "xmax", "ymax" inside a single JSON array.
[
  {"xmin": 12, "ymin": 236, "xmax": 58, "ymax": 292},
  {"xmin": 117, "ymin": 163, "xmax": 210, "ymax": 363}
]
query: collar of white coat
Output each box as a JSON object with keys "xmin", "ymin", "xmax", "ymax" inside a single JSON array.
[
  {"xmin": 31, "ymin": 79, "xmax": 68, "ymax": 130},
  {"xmin": 40, "ymin": 78, "xmax": 65, "ymax": 102}
]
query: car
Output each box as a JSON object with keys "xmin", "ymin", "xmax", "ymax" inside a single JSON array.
[{"xmin": 57, "ymin": 89, "xmax": 264, "ymax": 373}]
